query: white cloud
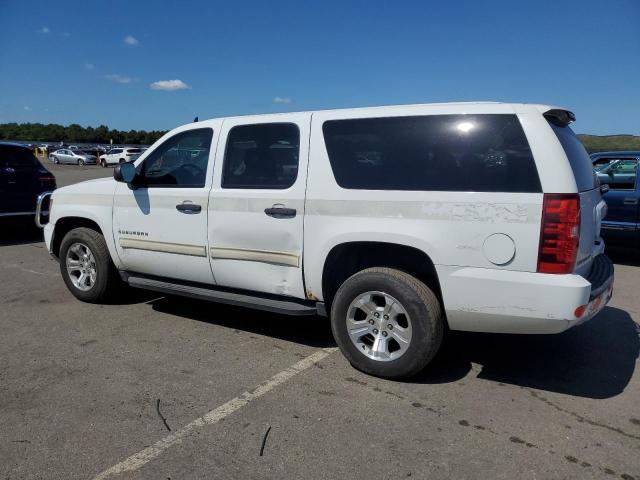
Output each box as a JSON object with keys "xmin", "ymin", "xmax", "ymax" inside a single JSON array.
[
  {"xmin": 273, "ymin": 96, "xmax": 292, "ymax": 104},
  {"xmin": 105, "ymin": 74, "xmax": 133, "ymax": 84},
  {"xmin": 39, "ymin": 27, "xmax": 50, "ymax": 34},
  {"xmin": 150, "ymin": 79, "xmax": 190, "ymax": 91},
  {"xmin": 84, "ymin": 62, "xmax": 95, "ymax": 70},
  {"xmin": 124, "ymin": 35, "xmax": 139, "ymax": 46},
  {"xmin": 63, "ymin": 31, "xmax": 71, "ymax": 37},
  {"xmin": 23, "ymin": 106, "xmax": 32, "ymax": 111}
]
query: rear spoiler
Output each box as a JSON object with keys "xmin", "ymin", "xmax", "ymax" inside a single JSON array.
[{"xmin": 544, "ymin": 109, "xmax": 576, "ymax": 127}]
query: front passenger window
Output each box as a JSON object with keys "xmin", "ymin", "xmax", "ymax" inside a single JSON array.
[
  {"xmin": 137, "ymin": 128, "xmax": 213, "ymax": 188},
  {"xmin": 222, "ymin": 123, "xmax": 299, "ymax": 189}
]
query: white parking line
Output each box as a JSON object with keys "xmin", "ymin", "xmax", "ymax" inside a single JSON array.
[{"xmin": 93, "ymin": 347, "xmax": 337, "ymax": 479}]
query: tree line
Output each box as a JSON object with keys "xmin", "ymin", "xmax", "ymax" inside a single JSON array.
[{"xmin": 0, "ymin": 122, "xmax": 168, "ymax": 145}]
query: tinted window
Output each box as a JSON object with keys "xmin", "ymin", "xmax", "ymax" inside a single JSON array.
[
  {"xmin": 137, "ymin": 128, "xmax": 213, "ymax": 188},
  {"xmin": 322, "ymin": 114, "xmax": 541, "ymax": 192},
  {"xmin": 222, "ymin": 123, "xmax": 299, "ymax": 189},
  {"xmin": 595, "ymin": 158, "xmax": 638, "ymax": 190},
  {"xmin": 0, "ymin": 146, "xmax": 41, "ymax": 169},
  {"xmin": 548, "ymin": 123, "xmax": 595, "ymax": 192}
]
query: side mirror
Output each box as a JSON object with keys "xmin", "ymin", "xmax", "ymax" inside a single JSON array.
[{"xmin": 114, "ymin": 162, "xmax": 137, "ymax": 184}]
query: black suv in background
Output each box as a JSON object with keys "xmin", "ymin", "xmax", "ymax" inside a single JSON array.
[{"xmin": 0, "ymin": 142, "xmax": 56, "ymax": 218}]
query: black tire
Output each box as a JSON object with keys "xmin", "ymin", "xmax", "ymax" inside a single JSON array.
[
  {"xmin": 330, "ymin": 267, "xmax": 443, "ymax": 379},
  {"xmin": 101, "ymin": 159, "xmax": 106, "ymax": 168},
  {"xmin": 119, "ymin": 158, "xmax": 125, "ymax": 164},
  {"xmin": 78, "ymin": 159, "xmax": 85, "ymax": 166},
  {"xmin": 59, "ymin": 227, "xmax": 122, "ymax": 303},
  {"xmin": 52, "ymin": 156, "xmax": 59, "ymax": 164}
]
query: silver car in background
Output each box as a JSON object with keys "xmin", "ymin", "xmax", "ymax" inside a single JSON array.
[{"xmin": 49, "ymin": 149, "xmax": 98, "ymax": 166}]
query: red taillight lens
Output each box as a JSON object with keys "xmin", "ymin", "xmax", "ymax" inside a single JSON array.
[{"xmin": 537, "ymin": 193, "xmax": 580, "ymax": 274}]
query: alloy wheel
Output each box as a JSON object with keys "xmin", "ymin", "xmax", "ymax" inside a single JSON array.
[
  {"xmin": 65, "ymin": 242, "xmax": 97, "ymax": 291},
  {"xmin": 346, "ymin": 291, "xmax": 413, "ymax": 361}
]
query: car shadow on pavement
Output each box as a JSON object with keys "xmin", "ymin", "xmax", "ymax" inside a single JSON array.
[
  {"xmin": 414, "ymin": 306, "xmax": 639, "ymax": 399},
  {"xmin": 0, "ymin": 218, "xmax": 44, "ymax": 246},
  {"xmin": 150, "ymin": 295, "xmax": 336, "ymax": 349}
]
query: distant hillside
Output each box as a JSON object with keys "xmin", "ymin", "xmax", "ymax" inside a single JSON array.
[{"xmin": 578, "ymin": 134, "xmax": 640, "ymax": 154}]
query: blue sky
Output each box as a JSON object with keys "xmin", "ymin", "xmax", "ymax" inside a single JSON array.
[{"xmin": 0, "ymin": 0, "xmax": 638, "ymax": 134}]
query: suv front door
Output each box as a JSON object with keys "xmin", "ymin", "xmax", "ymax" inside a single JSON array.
[
  {"xmin": 208, "ymin": 114, "xmax": 310, "ymax": 298},
  {"xmin": 112, "ymin": 123, "xmax": 221, "ymax": 284}
]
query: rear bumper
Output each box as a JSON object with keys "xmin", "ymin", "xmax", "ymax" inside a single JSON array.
[{"xmin": 438, "ymin": 255, "xmax": 614, "ymax": 334}]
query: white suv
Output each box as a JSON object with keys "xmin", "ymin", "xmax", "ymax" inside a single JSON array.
[
  {"xmin": 38, "ymin": 102, "xmax": 614, "ymax": 378},
  {"xmin": 99, "ymin": 147, "xmax": 143, "ymax": 167}
]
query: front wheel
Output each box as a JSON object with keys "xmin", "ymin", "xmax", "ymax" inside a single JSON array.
[
  {"xmin": 52, "ymin": 156, "xmax": 59, "ymax": 164},
  {"xmin": 78, "ymin": 159, "xmax": 85, "ymax": 166},
  {"xmin": 330, "ymin": 267, "xmax": 443, "ymax": 379},
  {"xmin": 59, "ymin": 227, "xmax": 122, "ymax": 302}
]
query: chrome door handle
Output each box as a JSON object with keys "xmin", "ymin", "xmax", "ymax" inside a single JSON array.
[
  {"xmin": 264, "ymin": 204, "xmax": 296, "ymax": 218},
  {"xmin": 623, "ymin": 197, "xmax": 639, "ymax": 205},
  {"xmin": 176, "ymin": 202, "xmax": 202, "ymax": 214}
]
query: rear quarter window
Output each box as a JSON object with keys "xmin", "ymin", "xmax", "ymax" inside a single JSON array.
[
  {"xmin": 548, "ymin": 123, "xmax": 595, "ymax": 192},
  {"xmin": 322, "ymin": 114, "xmax": 541, "ymax": 192}
]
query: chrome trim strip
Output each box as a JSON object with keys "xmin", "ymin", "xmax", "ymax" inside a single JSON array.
[
  {"xmin": 35, "ymin": 191, "xmax": 54, "ymax": 228},
  {"xmin": 601, "ymin": 221, "xmax": 637, "ymax": 231},
  {"xmin": 1, "ymin": 211, "xmax": 44, "ymax": 217},
  {"xmin": 119, "ymin": 238, "xmax": 207, "ymax": 257},
  {"xmin": 210, "ymin": 246, "xmax": 300, "ymax": 267}
]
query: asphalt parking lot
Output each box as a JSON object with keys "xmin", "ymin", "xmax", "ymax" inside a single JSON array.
[{"xmin": 1, "ymin": 162, "xmax": 639, "ymax": 480}]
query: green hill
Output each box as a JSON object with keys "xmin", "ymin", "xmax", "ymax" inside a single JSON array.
[{"xmin": 578, "ymin": 134, "xmax": 640, "ymax": 154}]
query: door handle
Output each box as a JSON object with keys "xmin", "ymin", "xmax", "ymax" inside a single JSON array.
[
  {"xmin": 264, "ymin": 204, "xmax": 297, "ymax": 218},
  {"xmin": 623, "ymin": 197, "xmax": 639, "ymax": 205},
  {"xmin": 176, "ymin": 202, "xmax": 202, "ymax": 214}
]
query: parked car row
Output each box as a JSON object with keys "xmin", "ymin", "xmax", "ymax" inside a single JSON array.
[{"xmin": 45, "ymin": 146, "xmax": 147, "ymax": 167}]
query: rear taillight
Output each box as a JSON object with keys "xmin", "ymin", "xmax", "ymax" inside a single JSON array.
[{"xmin": 537, "ymin": 193, "xmax": 580, "ymax": 274}]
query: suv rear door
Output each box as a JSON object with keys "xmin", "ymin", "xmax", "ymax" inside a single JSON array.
[{"xmin": 208, "ymin": 114, "xmax": 310, "ymax": 298}]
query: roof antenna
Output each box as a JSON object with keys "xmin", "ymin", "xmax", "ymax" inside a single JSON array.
[{"xmin": 193, "ymin": 116, "xmax": 199, "ymax": 122}]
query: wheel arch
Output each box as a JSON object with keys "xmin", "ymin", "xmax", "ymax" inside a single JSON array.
[
  {"xmin": 51, "ymin": 216, "xmax": 104, "ymax": 258},
  {"xmin": 320, "ymin": 241, "xmax": 444, "ymax": 315}
]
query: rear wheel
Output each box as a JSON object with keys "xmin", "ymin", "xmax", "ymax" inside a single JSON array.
[
  {"xmin": 330, "ymin": 267, "xmax": 443, "ymax": 379},
  {"xmin": 101, "ymin": 159, "xmax": 107, "ymax": 167},
  {"xmin": 119, "ymin": 158, "xmax": 125, "ymax": 164},
  {"xmin": 59, "ymin": 227, "xmax": 122, "ymax": 302}
]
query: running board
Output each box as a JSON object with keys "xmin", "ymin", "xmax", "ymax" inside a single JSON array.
[{"xmin": 126, "ymin": 275, "xmax": 321, "ymax": 316}]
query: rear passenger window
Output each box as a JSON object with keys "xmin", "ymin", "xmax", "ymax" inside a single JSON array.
[
  {"xmin": 222, "ymin": 123, "xmax": 299, "ymax": 189},
  {"xmin": 322, "ymin": 114, "xmax": 541, "ymax": 192}
]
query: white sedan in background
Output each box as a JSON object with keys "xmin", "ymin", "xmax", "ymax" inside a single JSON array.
[{"xmin": 99, "ymin": 147, "xmax": 144, "ymax": 167}]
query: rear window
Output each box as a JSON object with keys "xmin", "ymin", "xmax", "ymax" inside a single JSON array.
[
  {"xmin": 322, "ymin": 114, "xmax": 541, "ymax": 192},
  {"xmin": 548, "ymin": 123, "xmax": 595, "ymax": 192},
  {"xmin": 0, "ymin": 146, "xmax": 41, "ymax": 169}
]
